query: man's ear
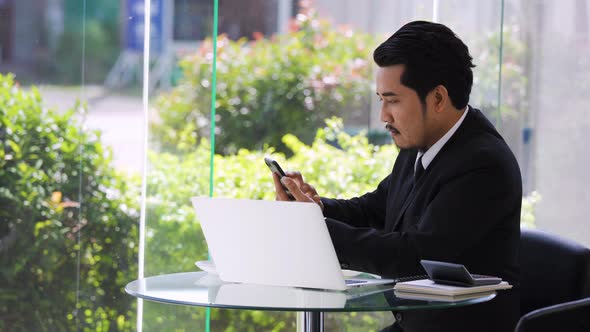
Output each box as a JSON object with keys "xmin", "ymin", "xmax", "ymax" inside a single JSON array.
[{"xmin": 431, "ymin": 85, "xmax": 449, "ymax": 113}]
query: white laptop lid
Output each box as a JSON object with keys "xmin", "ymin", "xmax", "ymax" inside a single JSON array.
[{"xmin": 191, "ymin": 197, "xmax": 348, "ymax": 291}]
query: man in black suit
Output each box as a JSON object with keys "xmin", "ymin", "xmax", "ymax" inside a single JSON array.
[{"xmin": 273, "ymin": 21, "xmax": 522, "ymax": 332}]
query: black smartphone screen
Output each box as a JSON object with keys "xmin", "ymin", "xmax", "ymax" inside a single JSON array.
[
  {"xmin": 264, "ymin": 157, "xmax": 286, "ymax": 177},
  {"xmin": 264, "ymin": 157, "xmax": 294, "ymax": 200}
]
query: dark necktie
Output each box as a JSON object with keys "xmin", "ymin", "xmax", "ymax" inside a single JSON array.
[{"xmin": 415, "ymin": 155, "xmax": 425, "ymax": 180}]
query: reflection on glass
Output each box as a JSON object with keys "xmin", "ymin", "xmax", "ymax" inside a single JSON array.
[{"xmin": 214, "ymin": 284, "xmax": 347, "ymax": 309}]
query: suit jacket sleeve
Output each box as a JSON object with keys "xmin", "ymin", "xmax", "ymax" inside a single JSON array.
[
  {"xmin": 325, "ymin": 159, "xmax": 521, "ymax": 278},
  {"xmin": 320, "ymin": 174, "xmax": 390, "ymax": 229}
]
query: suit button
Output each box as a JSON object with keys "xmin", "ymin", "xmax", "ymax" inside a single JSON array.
[
  {"xmin": 340, "ymin": 263, "xmax": 349, "ymax": 269},
  {"xmin": 395, "ymin": 312, "xmax": 403, "ymax": 322}
]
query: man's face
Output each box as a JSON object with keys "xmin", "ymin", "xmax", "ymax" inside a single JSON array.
[{"xmin": 376, "ymin": 65, "xmax": 430, "ymax": 150}]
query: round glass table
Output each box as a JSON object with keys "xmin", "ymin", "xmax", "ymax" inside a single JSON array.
[{"xmin": 125, "ymin": 272, "xmax": 496, "ymax": 332}]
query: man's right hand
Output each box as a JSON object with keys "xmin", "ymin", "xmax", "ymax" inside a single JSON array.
[{"xmin": 272, "ymin": 171, "xmax": 324, "ymax": 212}]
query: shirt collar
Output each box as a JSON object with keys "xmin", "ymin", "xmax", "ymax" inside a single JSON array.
[{"xmin": 415, "ymin": 105, "xmax": 470, "ymax": 172}]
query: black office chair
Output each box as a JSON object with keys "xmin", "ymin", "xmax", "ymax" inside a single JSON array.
[
  {"xmin": 520, "ymin": 228, "xmax": 590, "ymax": 315},
  {"xmin": 514, "ymin": 297, "xmax": 590, "ymax": 332}
]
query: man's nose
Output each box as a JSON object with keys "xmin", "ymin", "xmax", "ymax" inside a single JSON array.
[{"xmin": 380, "ymin": 103, "xmax": 392, "ymax": 123}]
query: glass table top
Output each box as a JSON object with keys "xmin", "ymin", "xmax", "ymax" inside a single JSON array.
[{"xmin": 125, "ymin": 272, "xmax": 496, "ymax": 312}]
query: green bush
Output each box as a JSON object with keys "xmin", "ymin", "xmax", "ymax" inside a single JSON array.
[
  {"xmin": 151, "ymin": 9, "xmax": 378, "ymax": 155},
  {"xmin": 0, "ymin": 73, "xmax": 139, "ymax": 331},
  {"xmin": 520, "ymin": 191, "xmax": 541, "ymax": 229}
]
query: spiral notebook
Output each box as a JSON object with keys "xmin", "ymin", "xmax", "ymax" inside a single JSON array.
[{"xmin": 394, "ymin": 278, "xmax": 512, "ymax": 296}]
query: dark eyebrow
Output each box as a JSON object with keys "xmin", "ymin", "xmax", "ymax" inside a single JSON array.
[{"xmin": 376, "ymin": 91, "xmax": 399, "ymax": 97}]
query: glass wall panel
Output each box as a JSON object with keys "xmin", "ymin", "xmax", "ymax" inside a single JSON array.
[
  {"xmin": 437, "ymin": 0, "xmax": 533, "ymax": 200},
  {"xmin": 503, "ymin": 0, "xmax": 590, "ymax": 246},
  {"xmin": 143, "ymin": 0, "xmax": 214, "ymax": 330},
  {"xmin": 436, "ymin": 0, "xmax": 506, "ymax": 128},
  {"xmin": 214, "ymin": 0, "xmax": 382, "ymax": 329},
  {"xmin": 315, "ymin": 0, "xmax": 434, "ymax": 139},
  {"xmin": 146, "ymin": 0, "xmax": 410, "ymax": 330},
  {"xmin": 1, "ymin": 0, "xmax": 140, "ymax": 331}
]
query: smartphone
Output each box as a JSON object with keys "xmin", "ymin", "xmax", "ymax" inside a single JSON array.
[{"xmin": 264, "ymin": 157, "xmax": 295, "ymax": 200}]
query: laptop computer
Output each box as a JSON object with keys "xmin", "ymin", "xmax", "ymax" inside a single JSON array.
[{"xmin": 191, "ymin": 197, "xmax": 395, "ymax": 291}]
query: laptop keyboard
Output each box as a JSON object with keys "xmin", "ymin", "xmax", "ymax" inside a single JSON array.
[
  {"xmin": 345, "ymin": 279, "xmax": 368, "ymax": 285},
  {"xmin": 346, "ymin": 275, "xmax": 428, "ymax": 286}
]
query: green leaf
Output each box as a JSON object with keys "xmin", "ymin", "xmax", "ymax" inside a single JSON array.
[{"xmin": 7, "ymin": 140, "xmax": 21, "ymax": 158}]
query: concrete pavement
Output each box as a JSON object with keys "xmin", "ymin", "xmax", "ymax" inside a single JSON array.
[{"xmin": 38, "ymin": 85, "xmax": 144, "ymax": 174}]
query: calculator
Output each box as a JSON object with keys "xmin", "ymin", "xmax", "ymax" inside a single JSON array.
[{"xmin": 420, "ymin": 260, "xmax": 502, "ymax": 287}]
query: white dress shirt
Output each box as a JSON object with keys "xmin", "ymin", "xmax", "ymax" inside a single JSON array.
[{"xmin": 415, "ymin": 106, "xmax": 470, "ymax": 173}]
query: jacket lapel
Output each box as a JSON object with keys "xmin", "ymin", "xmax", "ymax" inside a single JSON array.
[
  {"xmin": 390, "ymin": 175, "xmax": 422, "ymax": 231},
  {"xmin": 385, "ymin": 150, "xmax": 418, "ymax": 232},
  {"xmin": 387, "ymin": 109, "xmax": 481, "ymax": 231}
]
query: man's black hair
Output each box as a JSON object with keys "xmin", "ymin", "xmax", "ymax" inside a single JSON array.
[{"xmin": 373, "ymin": 21, "xmax": 475, "ymax": 109}]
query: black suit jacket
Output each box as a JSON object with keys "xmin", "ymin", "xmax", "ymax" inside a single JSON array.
[{"xmin": 321, "ymin": 108, "xmax": 522, "ymax": 332}]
